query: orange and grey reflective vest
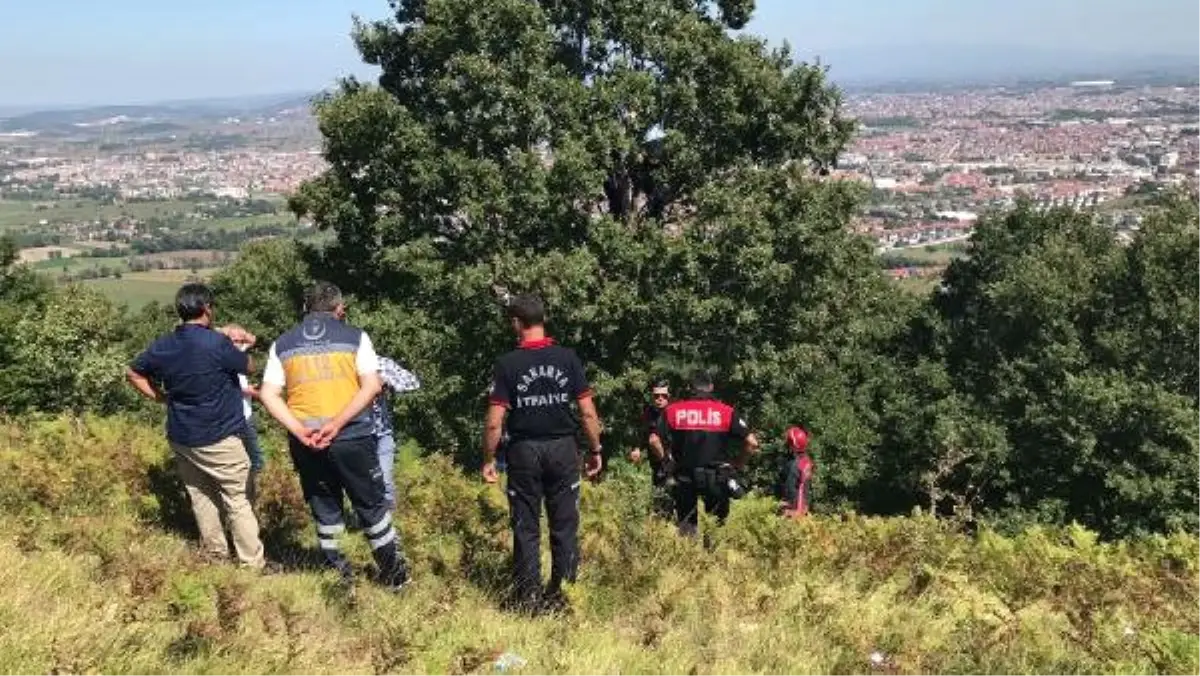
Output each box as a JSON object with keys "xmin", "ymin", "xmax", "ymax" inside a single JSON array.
[{"xmin": 275, "ymin": 313, "xmax": 373, "ymax": 441}]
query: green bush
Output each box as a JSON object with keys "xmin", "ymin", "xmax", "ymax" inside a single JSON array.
[{"xmin": 0, "ymin": 415, "xmax": 1194, "ymax": 673}]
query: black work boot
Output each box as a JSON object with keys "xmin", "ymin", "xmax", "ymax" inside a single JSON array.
[
  {"xmin": 336, "ymin": 562, "xmax": 355, "ymax": 586},
  {"xmin": 381, "ymin": 559, "xmax": 411, "ymax": 592},
  {"xmin": 502, "ymin": 587, "xmax": 543, "ymax": 616},
  {"xmin": 331, "ymin": 564, "xmax": 357, "ymax": 606},
  {"xmin": 540, "ymin": 584, "xmax": 571, "ymax": 616}
]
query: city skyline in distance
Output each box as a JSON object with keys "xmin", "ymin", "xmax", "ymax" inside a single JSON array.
[
  {"xmin": 4, "ymin": 49, "xmax": 1193, "ymax": 119},
  {"xmin": 0, "ymin": 0, "xmax": 1196, "ymax": 109}
]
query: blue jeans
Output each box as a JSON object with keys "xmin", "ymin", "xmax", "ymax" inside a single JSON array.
[
  {"xmin": 376, "ymin": 432, "xmax": 396, "ymax": 508},
  {"xmin": 239, "ymin": 421, "xmax": 265, "ymax": 471}
]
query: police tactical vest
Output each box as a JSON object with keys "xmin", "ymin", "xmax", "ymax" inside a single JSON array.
[{"xmin": 661, "ymin": 395, "xmax": 745, "ymax": 470}]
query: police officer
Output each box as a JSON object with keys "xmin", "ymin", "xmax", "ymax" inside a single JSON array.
[
  {"xmin": 650, "ymin": 370, "xmax": 760, "ymax": 537},
  {"xmin": 258, "ymin": 281, "xmax": 410, "ymax": 592},
  {"xmin": 481, "ymin": 293, "xmax": 603, "ymax": 613}
]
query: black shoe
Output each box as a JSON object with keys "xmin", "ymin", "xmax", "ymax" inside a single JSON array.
[
  {"xmin": 194, "ymin": 548, "xmax": 229, "ymax": 566},
  {"xmin": 331, "ymin": 562, "xmax": 355, "ymax": 589},
  {"xmin": 372, "ymin": 561, "xmax": 410, "ymax": 593},
  {"xmin": 334, "ymin": 568, "xmax": 358, "ymax": 604},
  {"xmin": 379, "ymin": 561, "xmax": 411, "ymax": 592},
  {"xmin": 501, "ymin": 589, "xmax": 543, "ymax": 616},
  {"xmin": 540, "ymin": 588, "xmax": 571, "ymax": 616}
]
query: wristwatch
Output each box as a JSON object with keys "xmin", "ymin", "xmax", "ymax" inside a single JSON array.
[{"xmin": 589, "ymin": 446, "xmax": 603, "ymax": 456}]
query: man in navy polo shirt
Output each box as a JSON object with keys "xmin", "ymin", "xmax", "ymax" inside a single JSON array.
[
  {"xmin": 482, "ymin": 293, "xmax": 603, "ymax": 614},
  {"xmin": 126, "ymin": 283, "xmax": 265, "ymax": 569}
]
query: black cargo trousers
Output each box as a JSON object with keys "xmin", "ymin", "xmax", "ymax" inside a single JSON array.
[
  {"xmin": 673, "ymin": 465, "xmax": 733, "ymax": 536},
  {"xmin": 288, "ymin": 434, "xmax": 407, "ymax": 584},
  {"xmin": 505, "ymin": 436, "xmax": 581, "ymax": 602}
]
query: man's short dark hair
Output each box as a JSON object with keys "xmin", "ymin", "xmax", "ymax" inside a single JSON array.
[
  {"xmin": 175, "ymin": 283, "xmax": 214, "ymax": 322},
  {"xmin": 650, "ymin": 378, "xmax": 670, "ymax": 391},
  {"xmin": 690, "ymin": 369, "xmax": 714, "ymax": 392},
  {"xmin": 507, "ymin": 293, "xmax": 545, "ymax": 328},
  {"xmin": 305, "ymin": 281, "xmax": 344, "ymax": 314}
]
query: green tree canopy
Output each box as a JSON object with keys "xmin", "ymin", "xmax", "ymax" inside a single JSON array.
[
  {"xmin": 888, "ymin": 196, "xmax": 1200, "ymax": 537},
  {"xmin": 209, "ymin": 238, "xmax": 312, "ymax": 341},
  {"xmin": 285, "ymin": 0, "xmax": 897, "ymax": 485},
  {"xmin": 200, "ymin": 2, "xmax": 1198, "ymax": 538}
]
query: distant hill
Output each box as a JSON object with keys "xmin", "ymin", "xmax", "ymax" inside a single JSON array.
[
  {"xmin": 3, "ymin": 44, "xmax": 1196, "ymax": 129},
  {"xmin": 804, "ymin": 44, "xmax": 1200, "ymax": 90},
  {"xmin": 0, "ymin": 92, "xmax": 321, "ymax": 135}
]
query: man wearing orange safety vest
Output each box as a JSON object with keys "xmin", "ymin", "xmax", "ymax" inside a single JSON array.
[{"xmin": 258, "ymin": 281, "xmax": 410, "ymax": 592}]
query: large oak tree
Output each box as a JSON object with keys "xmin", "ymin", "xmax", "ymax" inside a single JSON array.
[{"xmin": 285, "ymin": 0, "xmax": 901, "ymax": 501}]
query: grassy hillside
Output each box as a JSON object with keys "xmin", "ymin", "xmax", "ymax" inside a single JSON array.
[
  {"xmin": 81, "ymin": 268, "xmax": 224, "ymax": 307},
  {"xmin": 0, "ymin": 416, "xmax": 1195, "ymax": 674},
  {"xmin": 0, "ymin": 198, "xmax": 198, "ymax": 231},
  {"xmin": 0, "ymin": 198, "xmax": 297, "ymax": 232}
]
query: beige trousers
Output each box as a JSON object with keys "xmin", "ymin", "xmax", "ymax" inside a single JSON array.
[{"xmin": 171, "ymin": 435, "xmax": 265, "ymax": 568}]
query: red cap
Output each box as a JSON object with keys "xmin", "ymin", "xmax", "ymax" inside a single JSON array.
[{"xmin": 786, "ymin": 426, "xmax": 809, "ymax": 453}]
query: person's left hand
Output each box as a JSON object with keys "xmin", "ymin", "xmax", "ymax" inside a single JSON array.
[
  {"xmin": 219, "ymin": 324, "xmax": 256, "ymax": 347},
  {"xmin": 482, "ymin": 461, "xmax": 499, "ymax": 484},
  {"xmin": 584, "ymin": 451, "xmax": 603, "ymax": 480},
  {"xmin": 311, "ymin": 421, "xmax": 343, "ymax": 449}
]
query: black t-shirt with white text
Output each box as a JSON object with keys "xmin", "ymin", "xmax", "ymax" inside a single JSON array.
[{"xmin": 489, "ymin": 337, "xmax": 592, "ymax": 442}]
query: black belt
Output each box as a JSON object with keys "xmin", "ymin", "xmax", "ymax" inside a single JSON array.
[{"xmin": 508, "ymin": 434, "xmax": 576, "ymax": 444}]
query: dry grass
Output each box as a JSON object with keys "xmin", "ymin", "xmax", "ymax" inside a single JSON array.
[{"xmin": 0, "ymin": 415, "xmax": 1195, "ymax": 674}]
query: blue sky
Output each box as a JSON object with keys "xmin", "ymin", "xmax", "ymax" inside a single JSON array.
[{"xmin": 0, "ymin": 0, "xmax": 1196, "ymax": 106}]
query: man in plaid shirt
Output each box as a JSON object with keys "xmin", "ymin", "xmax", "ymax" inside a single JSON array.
[{"xmin": 373, "ymin": 356, "xmax": 420, "ymax": 508}]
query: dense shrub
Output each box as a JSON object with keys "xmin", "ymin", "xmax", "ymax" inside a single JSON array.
[{"xmin": 0, "ymin": 416, "xmax": 1194, "ymax": 673}]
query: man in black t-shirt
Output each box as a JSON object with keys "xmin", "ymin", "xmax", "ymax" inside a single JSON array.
[
  {"xmin": 630, "ymin": 379, "xmax": 670, "ymax": 475},
  {"xmin": 482, "ymin": 294, "xmax": 603, "ymax": 613},
  {"xmin": 629, "ymin": 379, "xmax": 674, "ymax": 517},
  {"xmin": 651, "ymin": 370, "xmax": 760, "ymax": 537}
]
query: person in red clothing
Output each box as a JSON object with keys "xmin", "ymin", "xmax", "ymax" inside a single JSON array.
[{"xmin": 778, "ymin": 426, "xmax": 814, "ymax": 517}]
